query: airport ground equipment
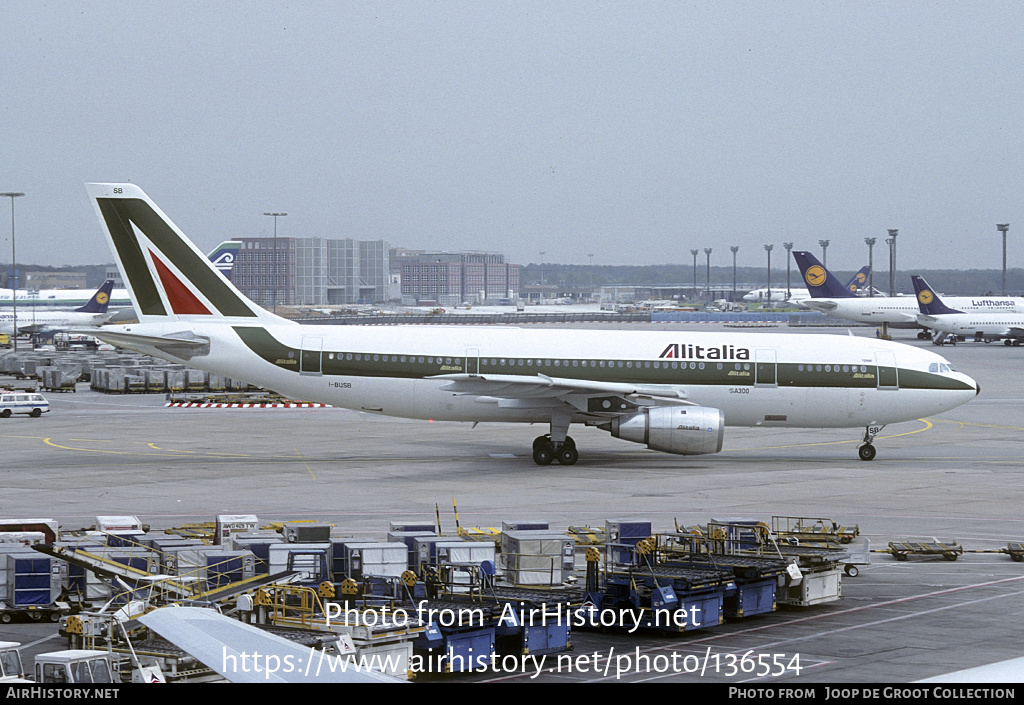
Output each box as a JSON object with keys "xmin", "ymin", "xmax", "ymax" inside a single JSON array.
[
  {"xmin": 566, "ymin": 525, "xmax": 606, "ymax": 546},
  {"xmin": 500, "ymin": 531, "xmax": 575, "ymax": 586},
  {"xmin": 770, "ymin": 515, "xmax": 867, "ymax": 579},
  {"xmin": 0, "ymin": 548, "xmax": 69, "ymax": 623},
  {"xmin": 33, "ymin": 650, "xmax": 121, "ymax": 684},
  {"xmin": 0, "ymin": 641, "xmax": 27, "ymax": 682},
  {"xmin": 665, "ymin": 522, "xmax": 791, "ymax": 618},
  {"xmin": 772, "ymin": 516, "xmax": 859, "ymax": 545},
  {"xmin": 888, "ymin": 538, "xmax": 964, "ymax": 562},
  {"xmin": 580, "ymin": 534, "xmax": 731, "ymax": 633},
  {"xmin": 999, "ymin": 542, "xmax": 1024, "ymax": 562}
]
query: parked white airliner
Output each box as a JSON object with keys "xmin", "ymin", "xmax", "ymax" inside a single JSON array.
[
  {"xmin": 1, "ymin": 280, "xmax": 115, "ymax": 335},
  {"xmin": 913, "ymin": 275, "xmax": 1024, "ymax": 346},
  {"xmin": 84, "ymin": 184, "xmax": 978, "ymax": 464},
  {"xmin": 793, "ymin": 251, "xmax": 1024, "ymax": 336}
]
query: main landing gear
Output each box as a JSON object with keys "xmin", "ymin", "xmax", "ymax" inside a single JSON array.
[
  {"xmin": 532, "ymin": 435, "xmax": 579, "ymax": 466},
  {"xmin": 858, "ymin": 424, "xmax": 886, "ymax": 461}
]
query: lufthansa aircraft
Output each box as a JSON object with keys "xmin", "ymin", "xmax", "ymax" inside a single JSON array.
[
  {"xmin": 742, "ymin": 266, "xmax": 870, "ymax": 305},
  {"xmin": 913, "ymin": 275, "xmax": 1024, "ymax": 346},
  {"xmin": 85, "ymin": 184, "xmax": 978, "ymax": 464},
  {"xmin": 0, "ymin": 280, "xmax": 115, "ymax": 335},
  {"xmin": 793, "ymin": 251, "xmax": 1024, "ymax": 337}
]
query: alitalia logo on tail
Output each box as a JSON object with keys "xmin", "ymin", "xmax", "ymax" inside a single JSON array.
[
  {"xmin": 659, "ymin": 343, "xmax": 750, "ymax": 360},
  {"xmin": 94, "ymin": 192, "xmax": 256, "ymax": 319}
]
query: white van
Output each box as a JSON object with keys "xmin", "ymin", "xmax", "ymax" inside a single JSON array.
[{"xmin": 0, "ymin": 392, "xmax": 50, "ymax": 418}]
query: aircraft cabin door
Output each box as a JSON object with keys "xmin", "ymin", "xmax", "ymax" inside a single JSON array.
[
  {"xmin": 755, "ymin": 349, "xmax": 777, "ymax": 386},
  {"xmin": 300, "ymin": 336, "xmax": 324, "ymax": 376},
  {"xmin": 875, "ymin": 351, "xmax": 898, "ymax": 389},
  {"xmin": 465, "ymin": 347, "xmax": 481, "ymax": 375}
]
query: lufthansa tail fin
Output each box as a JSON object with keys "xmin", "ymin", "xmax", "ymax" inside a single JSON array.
[
  {"xmin": 75, "ymin": 280, "xmax": 115, "ymax": 313},
  {"xmin": 86, "ymin": 184, "xmax": 283, "ymax": 325},
  {"xmin": 791, "ymin": 251, "xmax": 856, "ymax": 298},
  {"xmin": 911, "ymin": 275, "xmax": 963, "ymax": 315},
  {"xmin": 844, "ymin": 266, "xmax": 870, "ymax": 295}
]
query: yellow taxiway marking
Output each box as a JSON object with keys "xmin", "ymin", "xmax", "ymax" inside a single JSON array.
[
  {"xmin": 42, "ymin": 437, "xmax": 254, "ymax": 458},
  {"xmin": 723, "ymin": 419, "xmax": 935, "ymax": 451}
]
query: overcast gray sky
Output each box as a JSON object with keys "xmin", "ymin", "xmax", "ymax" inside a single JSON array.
[{"xmin": 2, "ymin": 1, "xmax": 1022, "ymax": 272}]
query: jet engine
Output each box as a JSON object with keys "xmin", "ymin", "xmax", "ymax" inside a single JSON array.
[{"xmin": 601, "ymin": 406, "xmax": 725, "ymax": 455}]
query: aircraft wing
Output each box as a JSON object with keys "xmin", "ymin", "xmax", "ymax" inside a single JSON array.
[
  {"xmin": 138, "ymin": 606, "xmax": 402, "ymax": 683},
  {"xmin": 431, "ymin": 372, "xmax": 691, "ymax": 413}
]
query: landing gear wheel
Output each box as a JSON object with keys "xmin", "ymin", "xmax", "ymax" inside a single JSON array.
[
  {"xmin": 556, "ymin": 445, "xmax": 579, "ymax": 466},
  {"xmin": 858, "ymin": 444, "xmax": 876, "ymax": 461},
  {"xmin": 532, "ymin": 444, "xmax": 554, "ymax": 466}
]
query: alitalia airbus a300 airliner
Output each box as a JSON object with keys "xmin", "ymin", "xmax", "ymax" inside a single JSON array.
[{"xmin": 85, "ymin": 184, "xmax": 979, "ymax": 464}]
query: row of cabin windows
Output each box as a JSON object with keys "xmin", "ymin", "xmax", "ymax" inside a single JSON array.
[
  {"xmin": 314, "ymin": 354, "xmax": 880, "ymax": 374},
  {"xmin": 796, "ymin": 364, "xmax": 871, "ymax": 374}
]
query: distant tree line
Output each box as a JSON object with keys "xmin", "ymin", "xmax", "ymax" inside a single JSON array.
[{"xmin": 522, "ymin": 264, "xmax": 1024, "ymax": 297}]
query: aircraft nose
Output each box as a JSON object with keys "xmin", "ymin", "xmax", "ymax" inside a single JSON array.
[{"xmin": 976, "ymin": 382, "xmax": 981, "ymax": 396}]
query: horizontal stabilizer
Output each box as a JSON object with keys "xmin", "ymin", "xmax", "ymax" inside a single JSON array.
[{"xmin": 74, "ymin": 327, "xmax": 210, "ymax": 360}]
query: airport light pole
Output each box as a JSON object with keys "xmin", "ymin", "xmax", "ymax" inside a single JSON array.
[
  {"xmin": 887, "ymin": 229, "xmax": 898, "ymax": 296},
  {"xmin": 818, "ymin": 239, "xmax": 830, "ymax": 268},
  {"xmin": 703, "ymin": 248, "xmax": 712, "ymax": 304},
  {"xmin": 864, "ymin": 237, "xmax": 876, "ymax": 297},
  {"xmin": 1, "ymin": 191, "xmax": 24, "ymax": 350},
  {"xmin": 783, "ymin": 242, "xmax": 793, "ymax": 300},
  {"xmin": 997, "ymin": 224, "xmax": 1010, "ymax": 296},
  {"xmin": 263, "ymin": 212, "xmax": 287, "ymax": 312},
  {"xmin": 690, "ymin": 249, "xmax": 698, "ymax": 303},
  {"xmin": 730, "ymin": 246, "xmax": 739, "ymax": 303},
  {"xmin": 764, "ymin": 244, "xmax": 773, "ymax": 304}
]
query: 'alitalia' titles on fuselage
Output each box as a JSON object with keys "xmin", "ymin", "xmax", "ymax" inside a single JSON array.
[{"xmin": 658, "ymin": 343, "xmax": 751, "ymax": 360}]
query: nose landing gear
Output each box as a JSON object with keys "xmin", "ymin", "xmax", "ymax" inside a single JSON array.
[{"xmin": 858, "ymin": 424, "xmax": 886, "ymax": 461}]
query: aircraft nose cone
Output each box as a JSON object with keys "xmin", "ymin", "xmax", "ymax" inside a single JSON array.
[{"xmin": 976, "ymin": 382, "xmax": 981, "ymax": 396}]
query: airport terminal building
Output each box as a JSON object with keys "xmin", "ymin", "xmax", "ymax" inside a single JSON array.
[
  {"xmin": 399, "ymin": 252, "xmax": 521, "ymax": 307},
  {"xmin": 228, "ymin": 236, "xmax": 390, "ymax": 307}
]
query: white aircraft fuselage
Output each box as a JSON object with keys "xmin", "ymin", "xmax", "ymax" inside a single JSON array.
[
  {"xmin": 0, "ymin": 310, "xmax": 110, "ymax": 335},
  {"xmin": 803, "ymin": 295, "xmax": 1024, "ymax": 328},
  {"xmin": 916, "ymin": 312, "xmax": 1024, "ymax": 340},
  {"xmin": 102, "ymin": 319, "xmax": 976, "ymax": 430}
]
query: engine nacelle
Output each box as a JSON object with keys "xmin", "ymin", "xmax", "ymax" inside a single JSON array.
[{"xmin": 604, "ymin": 406, "xmax": 725, "ymax": 455}]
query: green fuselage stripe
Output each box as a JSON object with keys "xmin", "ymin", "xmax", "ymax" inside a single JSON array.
[{"xmin": 232, "ymin": 327, "xmax": 973, "ymax": 392}]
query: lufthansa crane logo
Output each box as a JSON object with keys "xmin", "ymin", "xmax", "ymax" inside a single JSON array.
[
  {"xmin": 855, "ymin": 272, "xmax": 867, "ymax": 284},
  {"xmin": 917, "ymin": 290, "xmax": 934, "ymax": 305},
  {"xmin": 804, "ymin": 265, "xmax": 826, "ymax": 287},
  {"xmin": 96, "ymin": 292, "xmax": 109, "ymax": 305}
]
